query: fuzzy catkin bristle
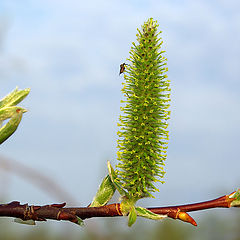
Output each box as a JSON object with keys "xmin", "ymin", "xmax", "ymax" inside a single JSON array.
[{"xmin": 116, "ymin": 18, "xmax": 171, "ymax": 199}]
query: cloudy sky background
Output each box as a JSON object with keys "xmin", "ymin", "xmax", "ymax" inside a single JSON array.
[{"xmin": 0, "ymin": 0, "xmax": 240, "ymax": 229}]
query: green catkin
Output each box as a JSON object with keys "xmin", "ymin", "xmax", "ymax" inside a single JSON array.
[{"xmin": 117, "ymin": 18, "xmax": 171, "ymax": 199}]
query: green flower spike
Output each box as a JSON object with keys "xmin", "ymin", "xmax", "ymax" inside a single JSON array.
[{"xmin": 117, "ymin": 18, "xmax": 171, "ymax": 200}]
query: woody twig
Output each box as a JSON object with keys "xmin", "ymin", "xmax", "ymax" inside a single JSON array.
[{"xmin": 0, "ymin": 191, "xmax": 238, "ymax": 227}]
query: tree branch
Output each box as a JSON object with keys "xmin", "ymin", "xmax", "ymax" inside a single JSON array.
[{"xmin": 0, "ymin": 191, "xmax": 239, "ymax": 227}]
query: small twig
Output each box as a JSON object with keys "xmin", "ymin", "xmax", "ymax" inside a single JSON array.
[
  {"xmin": 148, "ymin": 192, "xmax": 236, "ymax": 226},
  {"xmin": 0, "ymin": 191, "xmax": 238, "ymax": 226}
]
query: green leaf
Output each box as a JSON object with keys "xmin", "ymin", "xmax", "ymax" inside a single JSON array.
[
  {"xmin": 76, "ymin": 216, "xmax": 84, "ymax": 226},
  {"xmin": 128, "ymin": 207, "xmax": 137, "ymax": 227},
  {"xmin": 120, "ymin": 197, "xmax": 137, "ymax": 216},
  {"xmin": 0, "ymin": 108, "xmax": 26, "ymax": 144},
  {"xmin": 0, "ymin": 87, "xmax": 30, "ymax": 109},
  {"xmin": 135, "ymin": 206, "xmax": 167, "ymax": 220},
  {"xmin": 229, "ymin": 189, "xmax": 240, "ymax": 207},
  {"xmin": 14, "ymin": 218, "xmax": 36, "ymax": 225},
  {"xmin": 107, "ymin": 161, "xmax": 127, "ymax": 197},
  {"xmin": 89, "ymin": 175, "xmax": 116, "ymax": 207},
  {"xmin": 0, "ymin": 88, "xmax": 30, "ymax": 144},
  {"xmin": 0, "ymin": 106, "xmax": 25, "ymax": 121}
]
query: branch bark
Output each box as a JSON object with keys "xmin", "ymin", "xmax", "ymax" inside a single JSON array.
[{"xmin": 0, "ymin": 191, "xmax": 238, "ymax": 227}]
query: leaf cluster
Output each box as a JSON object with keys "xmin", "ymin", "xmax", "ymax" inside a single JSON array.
[{"xmin": 0, "ymin": 87, "xmax": 29, "ymax": 144}]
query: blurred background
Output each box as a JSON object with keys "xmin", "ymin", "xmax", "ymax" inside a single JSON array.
[{"xmin": 0, "ymin": 0, "xmax": 240, "ymax": 239}]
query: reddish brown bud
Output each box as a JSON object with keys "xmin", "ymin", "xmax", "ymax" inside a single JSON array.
[
  {"xmin": 33, "ymin": 206, "xmax": 41, "ymax": 211},
  {"xmin": 51, "ymin": 203, "xmax": 66, "ymax": 208},
  {"xmin": 57, "ymin": 211, "xmax": 78, "ymax": 223},
  {"xmin": 57, "ymin": 211, "xmax": 69, "ymax": 220},
  {"xmin": 177, "ymin": 212, "xmax": 197, "ymax": 226},
  {"xmin": 8, "ymin": 201, "xmax": 21, "ymax": 207}
]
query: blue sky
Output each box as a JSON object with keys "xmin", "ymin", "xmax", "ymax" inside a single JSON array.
[{"xmin": 0, "ymin": 0, "xmax": 240, "ymax": 224}]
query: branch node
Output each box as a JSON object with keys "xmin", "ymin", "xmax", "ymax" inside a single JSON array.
[{"xmin": 57, "ymin": 210, "xmax": 78, "ymax": 224}]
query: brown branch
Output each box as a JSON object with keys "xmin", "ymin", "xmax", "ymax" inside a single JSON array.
[
  {"xmin": 0, "ymin": 191, "xmax": 238, "ymax": 227},
  {"xmin": 148, "ymin": 193, "xmax": 236, "ymax": 226}
]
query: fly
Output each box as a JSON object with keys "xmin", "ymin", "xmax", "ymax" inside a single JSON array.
[{"xmin": 119, "ymin": 63, "xmax": 127, "ymax": 75}]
